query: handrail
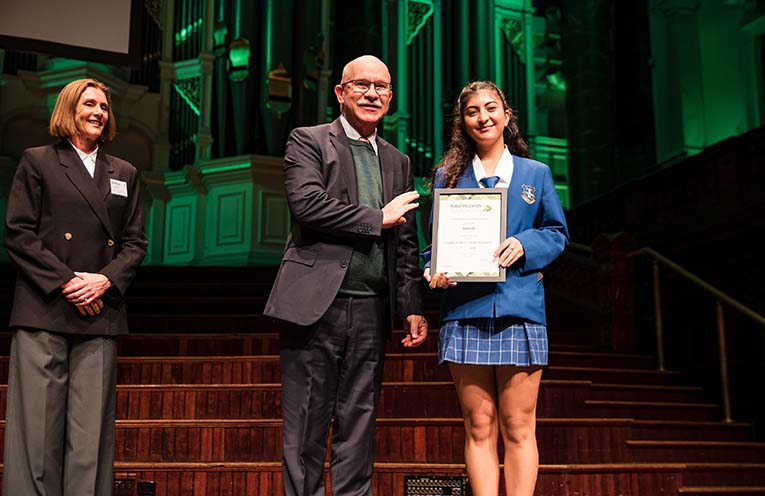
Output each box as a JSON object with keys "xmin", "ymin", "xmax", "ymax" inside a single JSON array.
[
  {"xmin": 627, "ymin": 247, "xmax": 765, "ymax": 326},
  {"xmin": 627, "ymin": 246, "xmax": 765, "ymax": 423},
  {"xmin": 567, "ymin": 242, "xmax": 593, "ymax": 255}
]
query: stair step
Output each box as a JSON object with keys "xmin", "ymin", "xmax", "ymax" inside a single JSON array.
[
  {"xmin": 549, "ymin": 350, "xmax": 656, "ymax": 369},
  {"xmin": 627, "ymin": 440, "xmax": 765, "ymax": 463},
  {"xmin": 0, "ymin": 462, "xmax": 703, "ymax": 496},
  {"xmin": 0, "ymin": 382, "xmax": 723, "ymax": 421},
  {"xmin": 126, "ymin": 281, "xmax": 274, "ymax": 297},
  {"xmin": 545, "ymin": 342, "xmax": 597, "ymax": 352},
  {"xmin": 678, "ymin": 487, "xmax": 765, "ymax": 495},
  {"xmin": 632, "ymin": 420, "xmax": 752, "ymax": 442},
  {"xmin": 0, "ymin": 331, "xmax": 633, "ymax": 357},
  {"xmin": 547, "ymin": 366, "xmax": 686, "ymax": 385},
  {"xmin": 127, "ymin": 314, "xmax": 278, "ymax": 333},
  {"xmin": 130, "ymin": 266, "xmax": 279, "ymax": 285},
  {"xmin": 590, "ymin": 383, "xmax": 707, "ymax": 403},
  {"xmin": 0, "ymin": 352, "xmax": 688, "ymax": 388},
  {"xmin": 586, "ymin": 400, "xmax": 720, "ymax": 420},
  {"xmin": 117, "ymin": 334, "xmax": 282, "ymax": 357},
  {"xmin": 0, "ymin": 417, "xmax": 638, "ymax": 465},
  {"xmin": 683, "ymin": 463, "xmax": 765, "ymax": 486},
  {"xmin": 3, "ymin": 418, "xmax": 751, "ymax": 465},
  {"xmin": 0, "ymin": 380, "xmax": 590, "ymax": 420},
  {"xmin": 126, "ymin": 296, "xmax": 268, "ymax": 314}
]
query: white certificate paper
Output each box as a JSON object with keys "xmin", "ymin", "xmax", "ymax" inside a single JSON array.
[{"xmin": 431, "ymin": 188, "xmax": 507, "ymax": 282}]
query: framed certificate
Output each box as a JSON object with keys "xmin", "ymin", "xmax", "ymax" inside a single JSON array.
[{"xmin": 431, "ymin": 187, "xmax": 507, "ymax": 282}]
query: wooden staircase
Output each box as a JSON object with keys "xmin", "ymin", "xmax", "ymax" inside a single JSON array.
[{"xmin": 0, "ymin": 265, "xmax": 764, "ymax": 495}]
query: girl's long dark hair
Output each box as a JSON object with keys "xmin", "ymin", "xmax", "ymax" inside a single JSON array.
[{"xmin": 435, "ymin": 81, "xmax": 529, "ymax": 188}]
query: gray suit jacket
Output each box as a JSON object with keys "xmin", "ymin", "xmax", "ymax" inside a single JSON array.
[
  {"xmin": 4, "ymin": 141, "xmax": 147, "ymax": 335},
  {"xmin": 264, "ymin": 119, "xmax": 423, "ymax": 329}
]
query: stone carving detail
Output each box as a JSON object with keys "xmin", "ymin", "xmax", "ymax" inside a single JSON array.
[
  {"xmin": 500, "ymin": 16, "xmax": 524, "ymax": 60},
  {"xmin": 408, "ymin": 0, "xmax": 434, "ymax": 45},
  {"xmin": 145, "ymin": 0, "xmax": 162, "ymax": 27},
  {"xmin": 174, "ymin": 77, "xmax": 201, "ymax": 115}
]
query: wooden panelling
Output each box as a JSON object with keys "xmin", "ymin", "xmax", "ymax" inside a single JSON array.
[
  {"xmin": 112, "ymin": 420, "xmax": 281, "ymax": 463},
  {"xmin": 163, "ymin": 198, "xmax": 197, "ymax": 265},
  {"xmin": 115, "ymin": 357, "xmax": 282, "ymax": 385}
]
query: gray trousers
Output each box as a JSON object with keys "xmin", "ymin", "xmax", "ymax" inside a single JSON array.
[
  {"xmin": 2, "ymin": 329, "xmax": 117, "ymax": 496},
  {"xmin": 279, "ymin": 296, "xmax": 387, "ymax": 496}
]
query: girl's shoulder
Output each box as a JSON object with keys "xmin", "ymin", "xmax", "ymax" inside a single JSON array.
[{"xmin": 513, "ymin": 155, "xmax": 550, "ymax": 172}]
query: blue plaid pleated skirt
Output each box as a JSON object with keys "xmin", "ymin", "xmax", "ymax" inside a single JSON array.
[{"xmin": 438, "ymin": 317, "xmax": 548, "ymax": 366}]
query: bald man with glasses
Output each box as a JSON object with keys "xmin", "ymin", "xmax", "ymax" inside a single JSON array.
[{"xmin": 265, "ymin": 55, "xmax": 428, "ymax": 496}]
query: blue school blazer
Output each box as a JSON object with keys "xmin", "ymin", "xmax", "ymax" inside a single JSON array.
[{"xmin": 422, "ymin": 156, "xmax": 569, "ymax": 325}]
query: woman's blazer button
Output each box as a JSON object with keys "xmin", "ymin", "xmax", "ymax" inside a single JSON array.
[
  {"xmin": 64, "ymin": 232, "xmax": 73, "ymax": 241},
  {"xmin": 107, "ymin": 239, "xmax": 115, "ymax": 247}
]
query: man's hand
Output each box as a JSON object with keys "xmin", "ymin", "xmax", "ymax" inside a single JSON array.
[
  {"xmin": 402, "ymin": 314, "xmax": 428, "ymax": 348},
  {"xmin": 62, "ymin": 272, "xmax": 112, "ymax": 305},
  {"xmin": 423, "ymin": 267, "xmax": 456, "ymax": 289},
  {"xmin": 382, "ymin": 191, "xmax": 420, "ymax": 229}
]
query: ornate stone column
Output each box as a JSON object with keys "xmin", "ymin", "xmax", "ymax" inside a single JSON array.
[{"xmin": 153, "ymin": 0, "xmax": 175, "ymax": 173}]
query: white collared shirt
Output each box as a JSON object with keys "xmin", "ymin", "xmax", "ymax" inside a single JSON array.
[
  {"xmin": 339, "ymin": 115, "xmax": 379, "ymax": 155},
  {"xmin": 68, "ymin": 140, "xmax": 98, "ymax": 178},
  {"xmin": 473, "ymin": 146, "xmax": 514, "ymax": 189}
]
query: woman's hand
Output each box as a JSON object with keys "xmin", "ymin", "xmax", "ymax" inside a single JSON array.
[
  {"xmin": 62, "ymin": 272, "xmax": 112, "ymax": 305},
  {"xmin": 75, "ymin": 298, "xmax": 105, "ymax": 317},
  {"xmin": 495, "ymin": 236, "xmax": 525, "ymax": 268},
  {"xmin": 423, "ymin": 267, "xmax": 456, "ymax": 289}
]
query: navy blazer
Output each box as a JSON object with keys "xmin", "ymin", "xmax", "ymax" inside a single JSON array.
[
  {"xmin": 422, "ymin": 155, "xmax": 569, "ymax": 325},
  {"xmin": 264, "ymin": 118, "xmax": 423, "ymax": 328},
  {"xmin": 4, "ymin": 141, "xmax": 147, "ymax": 335}
]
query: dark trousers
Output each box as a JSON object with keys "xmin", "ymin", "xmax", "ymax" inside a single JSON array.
[
  {"xmin": 2, "ymin": 329, "xmax": 117, "ymax": 496},
  {"xmin": 280, "ymin": 296, "xmax": 387, "ymax": 496}
]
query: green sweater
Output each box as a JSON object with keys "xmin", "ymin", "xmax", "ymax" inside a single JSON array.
[{"xmin": 338, "ymin": 139, "xmax": 387, "ymax": 296}]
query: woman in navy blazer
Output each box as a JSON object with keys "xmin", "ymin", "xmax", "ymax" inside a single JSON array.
[{"xmin": 422, "ymin": 81, "xmax": 568, "ymax": 496}]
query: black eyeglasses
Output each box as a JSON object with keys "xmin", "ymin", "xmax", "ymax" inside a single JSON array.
[{"xmin": 341, "ymin": 79, "xmax": 393, "ymax": 95}]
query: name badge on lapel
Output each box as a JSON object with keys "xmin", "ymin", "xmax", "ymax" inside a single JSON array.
[{"xmin": 110, "ymin": 178, "xmax": 128, "ymax": 197}]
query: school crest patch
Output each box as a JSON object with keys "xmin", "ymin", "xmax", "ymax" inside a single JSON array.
[{"xmin": 521, "ymin": 184, "xmax": 536, "ymax": 204}]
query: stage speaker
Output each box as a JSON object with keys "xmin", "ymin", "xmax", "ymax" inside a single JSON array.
[
  {"xmin": 113, "ymin": 478, "xmax": 134, "ymax": 496},
  {"xmin": 404, "ymin": 475, "xmax": 472, "ymax": 495},
  {"xmin": 137, "ymin": 481, "xmax": 157, "ymax": 495}
]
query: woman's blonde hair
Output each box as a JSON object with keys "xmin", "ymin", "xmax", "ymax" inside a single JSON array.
[{"xmin": 49, "ymin": 78, "xmax": 116, "ymax": 143}]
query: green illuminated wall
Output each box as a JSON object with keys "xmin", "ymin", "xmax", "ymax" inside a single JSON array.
[
  {"xmin": 648, "ymin": 0, "xmax": 763, "ymax": 165},
  {"xmin": 380, "ymin": 0, "xmax": 571, "ymax": 208},
  {"xmin": 2, "ymin": 0, "xmax": 765, "ymax": 265}
]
